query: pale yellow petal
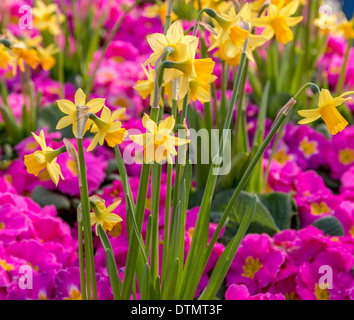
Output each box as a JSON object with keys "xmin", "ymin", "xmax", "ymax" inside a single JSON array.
[
  {"xmin": 158, "ymin": 115, "xmax": 175, "ymax": 131},
  {"xmin": 280, "ymin": 0, "xmax": 299, "ymax": 17},
  {"xmin": 106, "ymin": 200, "xmax": 122, "ymax": 213},
  {"xmin": 75, "ymin": 88, "xmax": 86, "ymax": 106},
  {"xmin": 146, "ymin": 33, "xmax": 168, "ymax": 53},
  {"xmin": 57, "ymin": 99, "xmax": 76, "ymax": 114},
  {"xmin": 56, "ymin": 115, "xmax": 74, "ymax": 130},
  {"xmin": 86, "ymin": 98, "xmax": 105, "ymax": 113}
]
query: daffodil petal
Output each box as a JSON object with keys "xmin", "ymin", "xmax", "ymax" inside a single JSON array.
[
  {"xmin": 298, "ymin": 114, "xmax": 321, "ymax": 124},
  {"xmin": 106, "ymin": 200, "xmax": 122, "ymax": 213},
  {"xmin": 56, "ymin": 115, "xmax": 74, "ymax": 130},
  {"xmin": 57, "ymin": 99, "xmax": 76, "ymax": 114},
  {"xmin": 75, "ymin": 88, "xmax": 86, "ymax": 106},
  {"xmin": 86, "ymin": 98, "xmax": 105, "ymax": 113}
]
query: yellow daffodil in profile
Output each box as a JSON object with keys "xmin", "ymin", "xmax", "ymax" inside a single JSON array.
[
  {"xmin": 208, "ymin": 4, "xmax": 250, "ymax": 52},
  {"xmin": 24, "ymin": 130, "xmax": 64, "ymax": 186},
  {"xmin": 252, "ymin": 1, "xmax": 303, "ymax": 44},
  {"xmin": 134, "ymin": 64, "xmax": 156, "ymax": 106},
  {"xmin": 130, "ymin": 114, "xmax": 190, "ymax": 164},
  {"xmin": 298, "ymin": 89, "xmax": 354, "ymax": 135},
  {"xmin": 188, "ymin": 60, "xmax": 217, "ymax": 105},
  {"xmin": 89, "ymin": 196, "xmax": 123, "ymax": 235},
  {"xmin": 32, "ymin": 0, "xmax": 65, "ymax": 36},
  {"xmin": 87, "ymin": 106, "xmax": 127, "ymax": 151},
  {"xmin": 176, "ymin": 44, "xmax": 215, "ymax": 100},
  {"xmin": 336, "ymin": 17, "xmax": 354, "ymax": 40},
  {"xmin": 56, "ymin": 88, "xmax": 105, "ymax": 137},
  {"xmin": 37, "ymin": 44, "xmax": 59, "ymax": 71},
  {"xmin": 10, "ymin": 41, "xmax": 40, "ymax": 74}
]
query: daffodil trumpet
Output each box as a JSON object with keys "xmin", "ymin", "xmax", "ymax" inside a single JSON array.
[{"xmin": 24, "ymin": 130, "xmax": 66, "ymax": 186}]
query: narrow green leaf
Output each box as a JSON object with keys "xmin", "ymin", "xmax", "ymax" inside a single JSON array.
[
  {"xmin": 199, "ymin": 196, "xmax": 257, "ymax": 300},
  {"xmin": 97, "ymin": 224, "xmax": 122, "ymax": 300},
  {"xmin": 161, "ymin": 258, "xmax": 179, "ymax": 300}
]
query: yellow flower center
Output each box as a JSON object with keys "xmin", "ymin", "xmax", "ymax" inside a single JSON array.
[
  {"xmin": 39, "ymin": 293, "xmax": 47, "ymax": 300},
  {"xmin": 339, "ymin": 148, "xmax": 354, "ymax": 165},
  {"xmin": 310, "ymin": 202, "xmax": 331, "ymax": 216},
  {"xmin": 145, "ymin": 198, "xmax": 152, "ymax": 211},
  {"xmin": 285, "ymin": 292, "xmax": 299, "ymax": 300},
  {"xmin": 315, "ymin": 283, "xmax": 330, "ymax": 300},
  {"xmin": 0, "ymin": 259, "xmax": 14, "ymax": 271},
  {"xmin": 114, "ymin": 98, "xmax": 129, "ymax": 109},
  {"xmin": 242, "ymin": 256, "xmax": 262, "ymax": 279},
  {"xmin": 67, "ymin": 159, "xmax": 78, "ymax": 176},
  {"xmin": 26, "ymin": 141, "xmax": 39, "ymax": 151},
  {"xmin": 64, "ymin": 288, "xmax": 82, "ymax": 300},
  {"xmin": 299, "ymin": 137, "xmax": 318, "ymax": 158},
  {"xmin": 274, "ymin": 150, "xmax": 290, "ymax": 165},
  {"xmin": 0, "ymin": 222, "xmax": 4, "ymax": 230},
  {"xmin": 350, "ymin": 226, "xmax": 354, "ymax": 238},
  {"xmin": 188, "ymin": 227, "xmax": 194, "ymax": 240}
]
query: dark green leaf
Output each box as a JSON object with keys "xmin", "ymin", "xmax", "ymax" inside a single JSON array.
[
  {"xmin": 312, "ymin": 216, "xmax": 345, "ymax": 236},
  {"xmin": 32, "ymin": 186, "xmax": 70, "ymax": 210},
  {"xmin": 258, "ymin": 192, "xmax": 296, "ymax": 230},
  {"xmin": 211, "ymin": 190, "xmax": 279, "ymax": 244}
]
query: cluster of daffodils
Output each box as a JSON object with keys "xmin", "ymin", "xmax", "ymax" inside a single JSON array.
[
  {"xmin": 0, "ymin": 1, "xmax": 64, "ymax": 75},
  {"xmin": 23, "ymin": 87, "xmax": 189, "ymax": 233},
  {"xmin": 134, "ymin": 20, "xmax": 216, "ymax": 107},
  {"xmin": 0, "ymin": 31, "xmax": 60, "ymax": 75}
]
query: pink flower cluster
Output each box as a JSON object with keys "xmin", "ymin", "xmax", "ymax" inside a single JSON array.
[{"xmin": 226, "ymin": 227, "xmax": 354, "ymax": 300}]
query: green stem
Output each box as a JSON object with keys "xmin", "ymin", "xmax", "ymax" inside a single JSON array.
[
  {"xmin": 164, "ymin": 0, "xmax": 173, "ymax": 34},
  {"xmin": 336, "ymin": 38, "xmax": 353, "ymax": 95},
  {"xmin": 150, "ymin": 163, "xmax": 162, "ymax": 281},
  {"xmin": 161, "ymin": 97, "xmax": 178, "ymax": 279},
  {"xmin": 77, "ymin": 138, "xmax": 97, "ymax": 300},
  {"xmin": 77, "ymin": 213, "xmax": 86, "ymax": 300}
]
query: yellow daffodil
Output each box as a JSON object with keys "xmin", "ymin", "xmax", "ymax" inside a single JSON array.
[
  {"xmin": 89, "ymin": 196, "xmax": 123, "ymax": 235},
  {"xmin": 134, "ymin": 64, "xmax": 156, "ymax": 106},
  {"xmin": 216, "ymin": 32, "xmax": 267, "ymax": 65},
  {"xmin": 32, "ymin": 0, "xmax": 65, "ymax": 36},
  {"xmin": 0, "ymin": 44, "xmax": 11, "ymax": 69},
  {"xmin": 336, "ymin": 17, "xmax": 354, "ymax": 40},
  {"xmin": 252, "ymin": 1, "xmax": 303, "ymax": 44},
  {"xmin": 10, "ymin": 40, "xmax": 40, "ymax": 74},
  {"xmin": 175, "ymin": 43, "xmax": 215, "ymax": 100},
  {"xmin": 37, "ymin": 44, "xmax": 59, "ymax": 71},
  {"xmin": 298, "ymin": 89, "xmax": 354, "ymax": 135},
  {"xmin": 208, "ymin": 4, "xmax": 250, "ymax": 52},
  {"xmin": 143, "ymin": 1, "xmax": 177, "ymax": 25},
  {"xmin": 130, "ymin": 114, "xmax": 190, "ymax": 164},
  {"xmin": 87, "ymin": 106, "xmax": 127, "ymax": 151},
  {"xmin": 24, "ymin": 130, "xmax": 64, "ymax": 186},
  {"xmin": 314, "ymin": 12, "xmax": 337, "ymax": 35},
  {"xmin": 56, "ymin": 88, "xmax": 105, "ymax": 137},
  {"xmin": 188, "ymin": 59, "xmax": 217, "ymax": 105},
  {"xmin": 145, "ymin": 19, "xmax": 198, "ymax": 69}
]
